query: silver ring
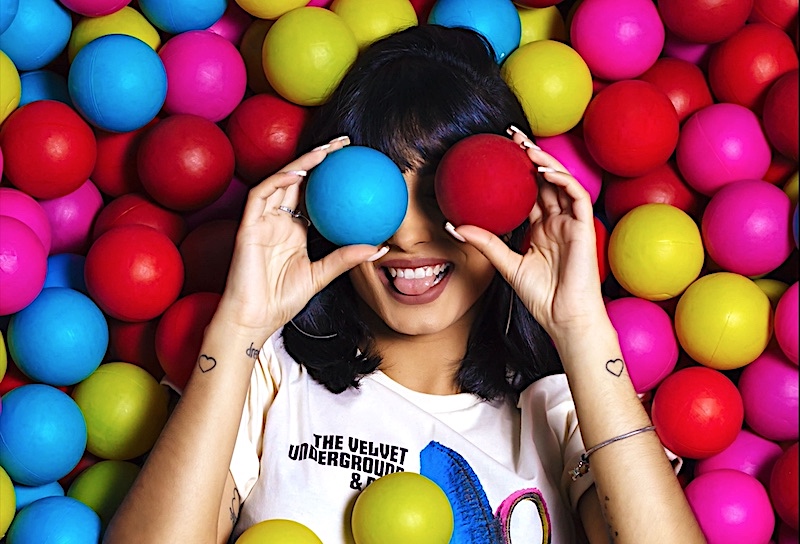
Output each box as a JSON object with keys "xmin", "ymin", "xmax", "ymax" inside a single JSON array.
[{"xmin": 278, "ymin": 205, "xmax": 311, "ymax": 227}]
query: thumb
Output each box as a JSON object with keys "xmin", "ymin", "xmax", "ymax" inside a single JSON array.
[
  {"xmin": 310, "ymin": 245, "xmax": 388, "ymax": 292},
  {"xmin": 451, "ymin": 224, "xmax": 523, "ymax": 282}
]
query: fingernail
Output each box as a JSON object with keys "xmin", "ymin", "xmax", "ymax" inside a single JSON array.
[
  {"xmin": 507, "ymin": 125, "xmax": 524, "ymax": 136},
  {"xmin": 538, "ymin": 166, "xmax": 556, "ymax": 173},
  {"xmin": 444, "ymin": 222, "xmax": 466, "ymax": 242},
  {"xmin": 312, "ymin": 143, "xmax": 331, "ymax": 152},
  {"xmin": 521, "ymin": 140, "xmax": 541, "ymax": 150},
  {"xmin": 367, "ymin": 246, "xmax": 389, "ymax": 262},
  {"xmin": 284, "ymin": 170, "xmax": 307, "ymax": 177},
  {"xmin": 330, "ymin": 135, "xmax": 350, "ymax": 144}
]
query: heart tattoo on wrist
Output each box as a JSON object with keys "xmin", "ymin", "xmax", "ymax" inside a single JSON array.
[
  {"xmin": 199, "ymin": 354, "xmax": 217, "ymax": 373},
  {"xmin": 605, "ymin": 358, "xmax": 624, "ymax": 377}
]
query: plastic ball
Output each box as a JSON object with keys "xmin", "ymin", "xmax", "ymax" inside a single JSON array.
[
  {"xmin": 155, "ymin": 292, "xmax": 222, "ymax": 391},
  {"xmin": 749, "ymin": 0, "xmax": 799, "ymax": 33},
  {"xmin": 137, "ymin": 0, "xmax": 226, "ymax": 34},
  {"xmin": 225, "ymin": 93, "xmax": 311, "ymax": 184},
  {"xmin": 763, "ymin": 69, "xmax": 799, "ymax": 162},
  {"xmin": 350, "ymin": 472, "xmax": 454, "ymax": 544},
  {"xmin": 0, "ymin": 100, "xmax": 97, "ymax": 200},
  {"xmin": 71, "ymin": 362, "xmax": 169, "ymax": 460},
  {"xmin": 60, "ymin": 0, "xmax": 130, "ymax": 16},
  {"xmin": 84, "ymin": 224, "xmax": 184, "ymax": 322},
  {"xmin": 638, "ymin": 57, "xmax": 714, "ymax": 124},
  {"xmin": 68, "ymin": 34, "xmax": 167, "ymax": 133},
  {"xmin": 38, "ymin": 180, "xmax": 105, "ymax": 255},
  {"xmin": 0, "ymin": 50, "xmax": 20, "ymax": 124},
  {"xmin": 19, "ymin": 69, "xmax": 71, "ymax": 107},
  {"xmin": 0, "ymin": 466, "xmax": 14, "ymax": 538},
  {"xmin": 13, "ymin": 480, "xmax": 65, "ymax": 511},
  {"xmin": 239, "ymin": 18, "xmax": 273, "ymax": 94},
  {"xmin": 67, "ymin": 459, "xmax": 140, "ymax": 529},
  {"xmin": 263, "ymin": 7, "xmax": 358, "ymax": 106},
  {"xmin": 179, "ymin": 220, "xmax": 238, "ymax": 295},
  {"xmin": 91, "ymin": 123, "xmax": 152, "ymax": 197},
  {"xmin": 651, "ymin": 366, "xmax": 744, "ymax": 459},
  {"xmin": 582, "ymin": 80, "xmax": 679, "ymax": 178},
  {"xmin": 0, "ymin": 0, "xmax": 71, "ymax": 71},
  {"xmin": 67, "ymin": 6, "xmax": 160, "ymax": 62},
  {"xmin": 137, "ymin": 114, "xmax": 236, "ymax": 212},
  {"xmin": 754, "ymin": 277, "xmax": 789, "ymax": 308},
  {"xmin": 675, "ymin": 272, "xmax": 772, "ymax": 370},
  {"xmin": 236, "ymin": 519, "xmax": 322, "ymax": 544},
  {"xmin": 0, "ymin": 216, "xmax": 47, "ymax": 316},
  {"xmin": 236, "ymin": 0, "xmax": 306, "ymax": 19},
  {"xmin": 43, "ymin": 254, "xmax": 87, "ymax": 293},
  {"xmin": 707, "ymin": 23, "xmax": 799, "ymax": 113},
  {"xmin": 657, "ymin": 0, "xmax": 752, "ymax": 43},
  {"xmin": 58, "ymin": 452, "xmax": 101, "ymax": 490},
  {"xmin": 701, "ymin": 179, "xmax": 794, "ymax": 277},
  {"xmin": 435, "ymin": 134, "xmax": 538, "ymax": 234},
  {"xmin": 0, "ymin": 0, "xmax": 17, "ymax": 34},
  {"xmin": 770, "ymin": 442, "xmax": 799, "ymax": 531},
  {"xmin": 429, "ymin": 0, "xmax": 520, "ymax": 62},
  {"xmin": 517, "ymin": 5, "xmax": 567, "ymax": 45},
  {"xmin": 775, "ymin": 282, "xmax": 798, "ymax": 365},
  {"xmin": 331, "ymin": 0, "xmax": 418, "ymax": 50},
  {"xmin": 662, "ymin": 29, "xmax": 713, "ymax": 67},
  {"xmin": 306, "ymin": 146, "xmax": 408, "ymax": 246},
  {"xmin": 605, "ymin": 297, "xmax": 678, "ymax": 393},
  {"xmin": 106, "ymin": 317, "xmax": 162, "ymax": 379},
  {"xmin": 159, "ymin": 30, "xmax": 247, "ymax": 122},
  {"xmin": 93, "ymin": 193, "xmax": 187, "ymax": 246},
  {"xmin": 0, "ymin": 384, "xmax": 87, "ymax": 486},
  {"xmin": 607, "ymin": 203, "xmax": 704, "ymax": 301},
  {"xmin": 6, "ymin": 496, "xmax": 100, "ymax": 544},
  {"xmin": 8, "ymin": 287, "xmax": 108, "ymax": 386},
  {"xmin": 739, "ymin": 348, "xmax": 799, "ymax": 442},
  {"xmin": 695, "ymin": 428, "xmax": 784, "ymax": 487},
  {"xmin": 676, "ymin": 103, "xmax": 772, "ymax": 196},
  {"xmin": 184, "ymin": 176, "xmax": 249, "ymax": 230},
  {"xmin": 0, "ymin": 187, "xmax": 52, "ymax": 253},
  {"xmin": 0, "ymin": 331, "xmax": 6, "ymax": 382},
  {"xmin": 535, "ymin": 130, "xmax": 602, "ymax": 203},
  {"xmin": 207, "ymin": 2, "xmax": 253, "ymax": 46},
  {"xmin": 594, "ymin": 216, "xmax": 610, "ymax": 283},
  {"xmin": 684, "ymin": 469, "xmax": 775, "ymax": 544}
]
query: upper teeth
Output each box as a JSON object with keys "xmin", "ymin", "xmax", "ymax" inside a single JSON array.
[{"xmin": 387, "ymin": 264, "xmax": 449, "ymax": 278}]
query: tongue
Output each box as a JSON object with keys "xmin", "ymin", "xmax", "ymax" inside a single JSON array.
[{"xmin": 393, "ymin": 275, "xmax": 436, "ymax": 296}]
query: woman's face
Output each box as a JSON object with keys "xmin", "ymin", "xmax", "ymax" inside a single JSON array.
[{"xmin": 349, "ymin": 170, "xmax": 497, "ymax": 337}]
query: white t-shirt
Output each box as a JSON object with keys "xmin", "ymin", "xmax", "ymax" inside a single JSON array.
[{"xmin": 228, "ymin": 331, "xmax": 597, "ymax": 543}]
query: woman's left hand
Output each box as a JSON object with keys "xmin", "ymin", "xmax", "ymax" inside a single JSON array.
[{"xmin": 451, "ymin": 127, "xmax": 607, "ymax": 339}]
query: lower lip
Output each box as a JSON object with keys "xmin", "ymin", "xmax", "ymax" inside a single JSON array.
[{"xmin": 380, "ymin": 270, "xmax": 452, "ymax": 306}]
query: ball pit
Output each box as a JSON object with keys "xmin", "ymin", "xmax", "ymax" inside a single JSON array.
[{"xmin": 0, "ymin": 0, "xmax": 72, "ymax": 71}]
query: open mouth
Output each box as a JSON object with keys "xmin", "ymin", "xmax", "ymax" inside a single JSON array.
[{"xmin": 383, "ymin": 263, "xmax": 452, "ymax": 296}]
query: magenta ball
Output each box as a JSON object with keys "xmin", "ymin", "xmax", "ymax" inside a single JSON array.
[
  {"xmin": 685, "ymin": 469, "xmax": 775, "ymax": 544},
  {"xmin": 183, "ymin": 175, "xmax": 248, "ymax": 230},
  {"xmin": 306, "ymin": 0, "xmax": 333, "ymax": 5},
  {"xmin": 605, "ymin": 296, "xmax": 678, "ymax": 393},
  {"xmin": 0, "ymin": 187, "xmax": 52, "ymax": 254},
  {"xmin": 775, "ymin": 282, "xmax": 798, "ymax": 365},
  {"xmin": 695, "ymin": 428, "xmax": 784, "ymax": 487},
  {"xmin": 0, "ymin": 216, "xmax": 47, "ymax": 316},
  {"xmin": 206, "ymin": 2, "xmax": 252, "ymax": 46},
  {"xmin": 38, "ymin": 180, "xmax": 104, "ymax": 255},
  {"xmin": 159, "ymin": 30, "xmax": 247, "ymax": 123},
  {"xmin": 662, "ymin": 29, "xmax": 713, "ymax": 68},
  {"xmin": 676, "ymin": 103, "xmax": 771, "ymax": 196},
  {"xmin": 739, "ymin": 348, "xmax": 799, "ymax": 442},
  {"xmin": 570, "ymin": 0, "xmax": 665, "ymax": 80},
  {"xmin": 59, "ymin": 0, "xmax": 131, "ymax": 16},
  {"xmin": 701, "ymin": 179, "xmax": 794, "ymax": 277},
  {"xmin": 536, "ymin": 131, "xmax": 602, "ymax": 203}
]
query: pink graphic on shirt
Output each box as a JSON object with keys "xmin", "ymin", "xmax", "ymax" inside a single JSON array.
[{"xmin": 496, "ymin": 488, "xmax": 552, "ymax": 544}]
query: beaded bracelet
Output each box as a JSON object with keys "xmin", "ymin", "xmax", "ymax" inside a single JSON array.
[{"xmin": 570, "ymin": 425, "xmax": 657, "ymax": 481}]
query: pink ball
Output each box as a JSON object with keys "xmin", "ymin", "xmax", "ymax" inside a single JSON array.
[
  {"xmin": 695, "ymin": 428, "xmax": 784, "ymax": 487},
  {"xmin": 775, "ymin": 282, "xmax": 798, "ymax": 365},
  {"xmin": 0, "ymin": 188, "xmax": 52, "ymax": 254},
  {"xmin": 159, "ymin": 30, "xmax": 247, "ymax": 123},
  {"xmin": 570, "ymin": 0, "xmax": 665, "ymax": 81},
  {"xmin": 306, "ymin": 0, "xmax": 333, "ymax": 6},
  {"xmin": 676, "ymin": 103, "xmax": 771, "ymax": 196},
  {"xmin": 605, "ymin": 296, "xmax": 678, "ymax": 393},
  {"xmin": 739, "ymin": 348, "xmax": 799, "ymax": 442},
  {"xmin": 206, "ymin": 3, "xmax": 253, "ymax": 46},
  {"xmin": 685, "ymin": 469, "xmax": 775, "ymax": 544},
  {"xmin": 0, "ymin": 216, "xmax": 48, "ymax": 316},
  {"xmin": 662, "ymin": 29, "xmax": 713, "ymax": 68},
  {"xmin": 701, "ymin": 179, "xmax": 794, "ymax": 277},
  {"xmin": 58, "ymin": 0, "xmax": 130, "ymax": 16},
  {"xmin": 0, "ymin": 145, "xmax": 4, "ymax": 178},
  {"xmin": 535, "ymin": 130, "xmax": 602, "ymax": 203},
  {"xmin": 183, "ymin": 175, "xmax": 249, "ymax": 231},
  {"xmin": 38, "ymin": 180, "xmax": 104, "ymax": 255}
]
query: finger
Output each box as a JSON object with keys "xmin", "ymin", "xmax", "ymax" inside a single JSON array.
[
  {"xmin": 537, "ymin": 178, "xmax": 562, "ymax": 218},
  {"xmin": 506, "ymin": 125, "xmax": 571, "ymax": 174},
  {"xmin": 446, "ymin": 224, "xmax": 523, "ymax": 282},
  {"xmin": 309, "ymin": 244, "xmax": 388, "ymax": 292},
  {"xmin": 538, "ymin": 169, "xmax": 594, "ymax": 224}
]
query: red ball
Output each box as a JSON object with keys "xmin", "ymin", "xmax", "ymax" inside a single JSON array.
[
  {"xmin": 435, "ymin": 134, "xmax": 538, "ymax": 235},
  {"xmin": 85, "ymin": 224, "xmax": 185, "ymax": 322},
  {"xmin": 155, "ymin": 292, "xmax": 221, "ymax": 391},
  {"xmin": 179, "ymin": 219, "xmax": 238, "ymax": 295},
  {"xmin": 749, "ymin": 0, "xmax": 799, "ymax": 33},
  {"xmin": 763, "ymin": 69, "xmax": 799, "ymax": 161},
  {"xmin": 708, "ymin": 23, "xmax": 799, "ymax": 113},
  {"xmin": 770, "ymin": 442, "xmax": 799, "ymax": 531},
  {"xmin": 582, "ymin": 80, "xmax": 680, "ymax": 177},
  {"xmin": 91, "ymin": 123, "xmax": 154, "ymax": 197},
  {"xmin": 638, "ymin": 57, "xmax": 714, "ymax": 124},
  {"xmin": 594, "ymin": 216, "xmax": 610, "ymax": 283},
  {"xmin": 0, "ymin": 100, "xmax": 97, "ymax": 199},
  {"xmin": 657, "ymin": 0, "xmax": 753, "ymax": 44},
  {"xmin": 225, "ymin": 93, "xmax": 311, "ymax": 185},
  {"xmin": 137, "ymin": 114, "xmax": 236, "ymax": 212},
  {"xmin": 409, "ymin": 0, "xmax": 436, "ymax": 20},
  {"xmin": 106, "ymin": 317, "xmax": 164, "ymax": 380},
  {"xmin": 651, "ymin": 366, "xmax": 745, "ymax": 459},
  {"xmin": 765, "ymin": 150, "xmax": 798, "ymax": 185},
  {"xmin": 93, "ymin": 193, "xmax": 188, "ymax": 246}
]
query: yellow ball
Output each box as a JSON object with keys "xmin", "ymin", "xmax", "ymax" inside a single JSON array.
[
  {"xmin": 236, "ymin": 519, "xmax": 322, "ymax": 544},
  {"xmin": 608, "ymin": 203, "xmax": 704, "ymax": 301},
  {"xmin": 0, "ymin": 50, "xmax": 21, "ymax": 124},
  {"xmin": 236, "ymin": 0, "xmax": 307, "ymax": 20},
  {"xmin": 240, "ymin": 18, "xmax": 274, "ymax": 94},
  {"xmin": 1, "ymin": 329, "xmax": 7, "ymax": 382},
  {"xmin": 518, "ymin": 5, "xmax": 567, "ymax": 46},
  {"xmin": 68, "ymin": 7, "xmax": 161, "ymax": 62},
  {"xmin": 675, "ymin": 272, "xmax": 773, "ymax": 370},
  {"xmin": 0, "ymin": 466, "xmax": 15, "ymax": 538},
  {"xmin": 784, "ymin": 170, "xmax": 798, "ymax": 209},
  {"xmin": 67, "ymin": 460, "xmax": 140, "ymax": 529},
  {"xmin": 754, "ymin": 278, "xmax": 789, "ymax": 308},
  {"xmin": 500, "ymin": 39, "xmax": 592, "ymax": 137},
  {"xmin": 331, "ymin": 0, "xmax": 417, "ymax": 50},
  {"xmin": 263, "ymin": 7, "xmax": 358, "ymax": 106}
]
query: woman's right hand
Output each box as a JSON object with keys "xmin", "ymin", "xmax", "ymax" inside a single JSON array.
[{"xmin": 212, "ymin": 136, "xmax": 387, "ymax": 345}]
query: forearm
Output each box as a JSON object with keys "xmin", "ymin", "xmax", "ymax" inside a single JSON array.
[{"xmin": 553, "ymin": 318, "xmax": 705, "ymax": 544}]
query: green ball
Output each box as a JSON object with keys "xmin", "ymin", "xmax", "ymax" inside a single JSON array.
[
  {"xmin": 351, "ymin": 472, "xmax": 454, "ymax": 544},
  {"xmin": 236, "ymin": 519, "xmax": 323, "ymax": 543},
  {"xmin": 0, "ymin": 466, "xmax": 15, "ymax": 538},
  {"xmin": 67, "ymin": 460, "xmax": 140, "ymax": 529}
]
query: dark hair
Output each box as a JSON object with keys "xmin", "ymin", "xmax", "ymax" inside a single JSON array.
[{"xmin": 283, "ymin": 24, "xmax": 562, "ymax": 400}]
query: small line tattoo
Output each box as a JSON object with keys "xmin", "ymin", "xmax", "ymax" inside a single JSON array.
[
  {"xmin": 198, "ymin": 354, "xmax": 217, "ymax": 372},
  {"xmin": 245, "ymin": 342, "xmax": 259, "ymax": 360},
  {"xmin": 605, "ymin": 358, "xmax": 624, "ymax": 377},
  {"xmin": 229, "ymin": 488, "xmax": 241, "ymax": 527}
]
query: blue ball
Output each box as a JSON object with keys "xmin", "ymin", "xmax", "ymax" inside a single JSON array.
[
  {"xmin": 68, "ymin": 34, "xmax": 167, "ymax": 132},
  {"xmin": 306, "ymin": 146, "xmax": 408, "ymax": 246},
  {"xmin": 138, "ymin": 0, "xmax": 227, "ymax": 34},
  {"xmin": 0, "ymin": 0, "xmax": 18, "ymax": 34},
  {"xmin": 428, "ymin": 0, "xmax": 521, "ymax": 62},
  {"xmin": 8, "ymin": 287, "xmax": 108, "ymax": 386},
  {"xmin": 7, "ymin": 496, "xmax": 100, "ymax": 544},
  {"xmin": 19, "ymin": 69, "xmax": 72, "ymax": 107},
  {"xmin": 0, "ymin": 384, "xmax": 87, "ymax": 486},
  {"xmin": 13, "ymin": 480, "xmax": 65, "ymax": 511},
  {"xmin": 43, "ymin": 253, "xmax": 87, "ymax": 293},
  {"xmin": 0, "ymin": 0, "xmax": 71, "ymax": 71}
]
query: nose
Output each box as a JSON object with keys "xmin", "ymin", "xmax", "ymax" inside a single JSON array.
[{"xmin": 387, "ymin": 191, "xmax": 438, "ymax": 250}]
